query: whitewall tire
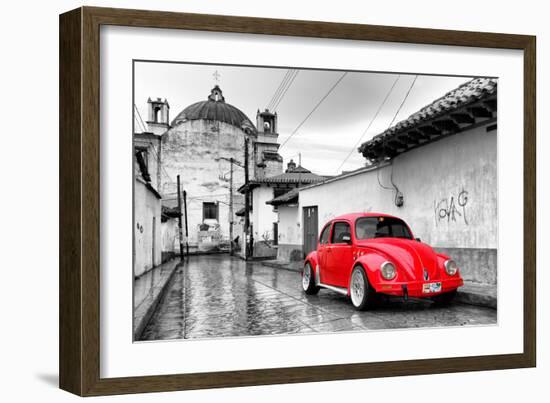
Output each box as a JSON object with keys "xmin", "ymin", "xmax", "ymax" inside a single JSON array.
[{"xmin": 302, "ymin": 263, "xmax": 320, "ymax": 295}]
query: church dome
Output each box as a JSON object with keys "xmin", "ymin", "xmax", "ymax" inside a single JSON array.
[{"xmin": 171, "ymin": 85, "xmax": 256, "ymax": 131}]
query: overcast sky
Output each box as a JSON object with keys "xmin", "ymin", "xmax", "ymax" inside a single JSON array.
[{"xmin": 134, "ymin": 61, "xmax": 471, "ymax": 176}]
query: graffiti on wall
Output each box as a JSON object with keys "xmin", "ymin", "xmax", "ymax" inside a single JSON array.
[{"xmin": 434, "ymin": 189, "xmax": 469, "ymax": 225}]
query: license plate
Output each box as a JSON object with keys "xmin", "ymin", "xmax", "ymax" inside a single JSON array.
[{"xmin": 422, "ymin": 282, "xmax": 442, "ymax": 293}]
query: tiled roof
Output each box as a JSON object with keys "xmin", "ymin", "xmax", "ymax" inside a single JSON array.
[
  {"xmin": 255, "ymin": 171, "xmax": 326, "ymax": 185},
  {"xmin": 359, "ymin": 77, "xmax": 497, "ymax": 161},
  {"xmin": 161, "ymin": 205, "xmax": 180, "ymax": 217},
  {"xmin": 161, "ymin": 205, "xmax": 180, "ymax": 222},
  {"xmin": 266, "ymin": 188, "xmax": 299, "ymax": 206},
  {"xmin": 238, "ymin": 165, "xmax": 326, "ymax": 193}
]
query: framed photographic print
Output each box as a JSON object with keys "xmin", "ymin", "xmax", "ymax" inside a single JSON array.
[{"xmin": 59, "ymin": 6, "xmax": 536, "ymax": 396}]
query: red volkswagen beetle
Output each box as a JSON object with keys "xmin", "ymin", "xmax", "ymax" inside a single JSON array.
[{"xmin": 302, "ymin": 213, "xmax": 463, "ymax": 310}]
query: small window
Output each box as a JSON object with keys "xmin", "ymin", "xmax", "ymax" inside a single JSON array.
[
  {"xmin": 319, "ymin": 224, "xmax": 331, "ymax": 245},
  {"xmin": 331, "ymin": 222, "xmax": 351, "ymax": 244},
  {"xmin": 203, "ymin": 202, "xmax": 218, "ymax": 220},
  {"xmin": 154, "ymin": 106, "xmax": 161, "ymax": 123}
]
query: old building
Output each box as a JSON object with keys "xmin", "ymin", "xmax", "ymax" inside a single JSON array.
[
  {"xmin": 140, "ymin": 85, "xmax": 283, "ymax": 254},
  {"xmin": 244, "ymin": 161, "xmax": 326, "ymax": 258},
  {"xmin": 265, "ymin": 187, "xmax": 302, "ymax": 261},
  {"xmin": 160, "ymin": 205, "xmax": 180, "ymax": 262},
  {"xmin": 133, "ymin": 133, "xmax": 163, "ymax": 277},
  {"xmin": 292, "ymin": 78, "xmax": 498, "ymax": 286}
]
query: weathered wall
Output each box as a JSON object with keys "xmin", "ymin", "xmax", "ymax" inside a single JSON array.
[
  {"xmin": 161, "ymin": 119, "xmax": 252, "ymax": 247},
  {"xmin": 134, "ymin": 134, "xmax": 162, "ymax": 191},
  {"xmin": 277, "ymin": 205, "xmax": 302, "ymax": 261},
  {"xmin": 298, "ymin": 125, "xmax": 497, "ymax": 284},
  {"xmin": 134, "ymin": 179, "xmax": 162, "ymax": 277},
  {"xmin": 161, "ymin": 218, "xmax": 178, "ymax": 261},
  {"xmin": 253, "ymin": 132, "xmax": 283, "ymax": 178},
  {"xmin": 251, "ymin": 186, "xmax": 278, "ymax": 257}
]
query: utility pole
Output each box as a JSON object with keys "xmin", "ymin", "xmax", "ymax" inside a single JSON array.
[
  {"xmin": 183, "ymin": 190, "xmax": 189, "ymax": 257},
  {"xmin": 244, "ymin": 138, "xmax": 250, "ymax": 260},
  {"xmin": 176, "ymin": 175, "xmax": 184, "ymax": 259},
  {"xmin": 298, "ymin": 152, "xmax": 302, "ymax": 187},
  {"xmin": 229, "ymin": 157, "xmax": 234, "ymax": 255},
  {"xmin": 217, "ymin": 156, "xmax": 243, "ymax": 256}
]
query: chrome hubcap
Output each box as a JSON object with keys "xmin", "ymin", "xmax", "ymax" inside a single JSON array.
[
  {"xmin": 302, "ymin": 265, "xmax": 311, "ymax": 291},
  {"xmin": 351, "ymin": 271, "xmax": 365, "ymax": 306}
]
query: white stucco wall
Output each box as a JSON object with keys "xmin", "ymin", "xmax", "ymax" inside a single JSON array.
[
  {"xmin": 161, "ymin": 218, "xmax": 178, "ymax": 254},
  {"xmin": 134, "ymin": 134, "xmax": 162, "ymax": 191},
  {"xmin": 278, "ymin": 205, "xmax": 300, "ymax": 246},
  {"xmin": 160, "ymin": 119, "xmax": 251, "ymax": 246},
  {"xmin": 251, "ymin": 186, "xmax": 278, "ymax": 242},
  {"xmin": 134, "ymin": 179, "xmax": 162, "ymax": 277},
  {"xmin": 298, "ymin": 125, "xmax": 497, "ymax": 249}
]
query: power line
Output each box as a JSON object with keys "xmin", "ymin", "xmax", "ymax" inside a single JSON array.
[
  {"xmin": 134, "ymin": 115, "xmax": 144, "ymax": 133},
  {"xmin": 386, "ymin": 75, "xmax": 418, "ymax": 130},
  {"xmin": 280, "ymin": 72, "xmax": 348, "ymax": 149},
  {"xmin": 267, "ymin": 70, "xmax": 291, "ymax": 110},
  {"xmin": 375, "ymin": 75, "xmax": 418, "ymax": 206},
  {"xmin": 133, "ymin": 104, "xmax": 147, "ymax": 133},
  {"xmin": 270, "ymin": 70, "xmax": 295, "ymax": 110},
  {"xmin": 272, "ymin": 70, "xmax": 299, "ymax": 111},
  {"xmin": 140, "ymin": 140, "xmax": 177, "ymax": 187},
  {"xmin": 334, "ymin": 75, "xmax": 401, "ymax": 174},
  {"xmin": 267, "ymin": 70, "xmax": 294, "ymax": 110}
]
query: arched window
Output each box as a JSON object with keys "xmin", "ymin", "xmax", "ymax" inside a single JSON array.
[{"xmin": 154, "ymin": 106, "xmax": 161, "ymax": 123}]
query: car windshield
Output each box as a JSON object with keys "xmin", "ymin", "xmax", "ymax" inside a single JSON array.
[{"xmin": 355, "ymin": 216, "xmax": 412, "ymax": 240}]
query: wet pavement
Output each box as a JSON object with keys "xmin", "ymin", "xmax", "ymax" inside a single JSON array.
[{"xmin": 140, "ymin": 254, "xmax": 497, "ymax": 341}]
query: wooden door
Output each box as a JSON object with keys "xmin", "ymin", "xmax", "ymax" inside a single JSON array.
[{"xmin": 302, "ymin": 206, "xmax": 318, "ymax": 258}]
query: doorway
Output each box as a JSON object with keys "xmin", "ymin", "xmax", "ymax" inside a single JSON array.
[{"xmin": 302, "ymin": 206, "xmax": 318, "ymax": 258}]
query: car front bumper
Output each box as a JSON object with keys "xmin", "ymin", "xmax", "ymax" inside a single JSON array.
[{"xmin": 373, "ymin": 277, "xmax": 464, "ymax": 298}]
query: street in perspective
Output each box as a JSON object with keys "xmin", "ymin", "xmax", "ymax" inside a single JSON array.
[
  {"xmin": 140, "ymin": 255, "xmax": 496, "ymax": 341},
  {"xmin": 133, "ymin": 62, "xmax": 498, "ymax": 342}
]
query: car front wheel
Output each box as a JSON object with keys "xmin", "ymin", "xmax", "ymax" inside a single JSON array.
[
  {"xmin": 349, "ymin": 266, "xmax": 377, "ymax": 310},
  {"xmin": 302, "ymin": 263, "xmax": 320, "ymax": 295}
]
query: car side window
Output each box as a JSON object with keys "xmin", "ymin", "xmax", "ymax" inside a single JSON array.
[
  {"xmin": 319, "ymin": 224, "xmax": 331, "ymax": 245},
  {"xmin": 331, "ymin": 222, "xmax": 351, "ymax": 244}
]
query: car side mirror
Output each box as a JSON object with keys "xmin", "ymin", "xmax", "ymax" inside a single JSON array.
[
  {"xmin": 415, "ymin": 237, "xmax": 421, "ymax": 242},
  {"xmin": 341, "ymin": 233, "xmax": 352, "ymax": 244}
]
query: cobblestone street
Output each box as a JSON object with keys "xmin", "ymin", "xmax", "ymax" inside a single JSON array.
[{"xmin": 140, "ymin": 255, "xmax": 496, "ymax": 341}]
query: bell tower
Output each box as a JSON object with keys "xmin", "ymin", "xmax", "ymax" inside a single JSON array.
[
  {"xmin": 256, "ymin": 108, "xmax": 277, "ymax": 134},
  {"xmin": 253, "ymin": 109, "xmax": 283, "ymax": 178},
  {"xmin": 147, "ymin": 97, "xmax": 170, "ymax": 135}
]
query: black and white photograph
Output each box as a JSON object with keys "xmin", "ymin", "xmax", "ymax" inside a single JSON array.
[{"xmin": 132, "ymin": 61, "xmax": 498, "ymax": 342}]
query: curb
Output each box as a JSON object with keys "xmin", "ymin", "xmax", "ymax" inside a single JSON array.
[
  {"xmin": 133, "ymin": 259, "xmax": 182, "ymax": 340},
  {"xmin": 261, "ymin": 261, "xmax": 302, "ymax": 273},
  {"xmin": 456, "ymin": 289, "xmax": 497, "ymax": 309}
]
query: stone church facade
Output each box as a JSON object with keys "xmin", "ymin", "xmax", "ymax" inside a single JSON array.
[{"xmin": 136, "ymin": 85, "xmax": 283, "ymax": 255}]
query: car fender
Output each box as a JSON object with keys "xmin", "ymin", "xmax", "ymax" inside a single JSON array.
[
  {"xmin": 436, "ymin": 252, "xmax": 451, "ymax": 267},
  {"xmin": 304, "ymin": 250, "xmax": 319, "ymax": 277},
  {"xmin": 354, "ymin": 250, "xmax": 388, "ymax": 287}
]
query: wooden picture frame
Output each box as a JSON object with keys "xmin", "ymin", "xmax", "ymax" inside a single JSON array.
[{"xmin": 59, "ymin": 6, "xmax": 536, "ymax": 396}]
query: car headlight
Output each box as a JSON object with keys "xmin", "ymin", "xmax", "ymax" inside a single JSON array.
[
  {"xmin": 381, "ymin": 261, "xmax": 396, "ymax": 280},
  {"xmin": 444, "ymin": 259, "xmax": 458, "ymax": 276}
]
